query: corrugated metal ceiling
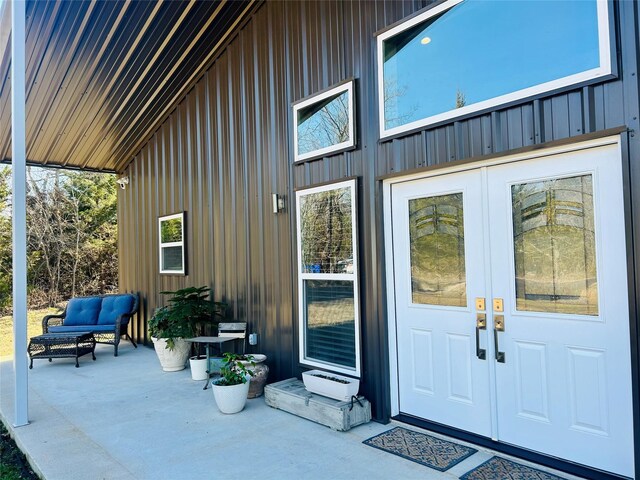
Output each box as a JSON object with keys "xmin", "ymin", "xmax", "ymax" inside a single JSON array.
[{"xmin": 0, "ymin": 0, "xmax": 254, "ymax": 173}]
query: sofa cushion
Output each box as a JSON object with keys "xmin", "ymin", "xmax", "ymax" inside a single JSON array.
[
  {"xmin": 49, "ymin": 325, "xmax": 115, "ymax": 333},
  {"xmin": 98, "ymin": 295, "xmax": 135, "ymax": 325},
  {"xmin": 63, "ymin": 297, "xmax": 102, "ymax": 326}
]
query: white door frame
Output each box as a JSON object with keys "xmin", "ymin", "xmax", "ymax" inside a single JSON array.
[{"xmin": 383, "ymin": 135, "xmax": 625, "ymax": 419}]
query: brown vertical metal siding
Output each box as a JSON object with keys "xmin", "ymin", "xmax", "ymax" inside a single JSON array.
[{"xmin": 119, "ymin": 0, "xmax": 640, "ymax": 425}]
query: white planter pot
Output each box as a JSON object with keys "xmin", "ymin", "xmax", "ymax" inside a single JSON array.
[
  {"xmin": 211, "ymin": 381, "xmax": 250, "ymax": 414},
  {"xmin": 151, "ymin": 337, "xmax": 190, "ymax": 372},
  {"xmin": 302, "ymin": 370, "xmax": 360, "ymax": 401},
  {"xmin": 237, "ymin": 354, "xmax": 267, "ymax": 369},
  {"xmin": 189, "ymin": 356, "xmax": 208, "ymax": 381}
]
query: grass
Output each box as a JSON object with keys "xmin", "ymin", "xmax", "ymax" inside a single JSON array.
[
  {"xmin": 0, "ymin": 422, "xmax": 39, "ymax": 480},
  {"xmin": 0, "ymin": 308, "xmax": 58, "ymax": 479},
  {"xmin": 0, "ymin": 308, "xmax": 61, "ymax": 359}
]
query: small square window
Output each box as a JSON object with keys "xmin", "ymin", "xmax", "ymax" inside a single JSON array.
[
  {"xmin": 293, "ymin": 81, "xmax": 355, "ymax": 162},
  {"xmin": 159, "ymin": 212, "xmax": 186, "ymax": 275}
]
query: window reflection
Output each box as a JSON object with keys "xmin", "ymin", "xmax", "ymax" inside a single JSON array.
[
  {"xmin": 305, "ymin": 280, "xmax": 356, "ymax": 368},
  {"xmin": 383, "ymin": 1, "xmax": 600, "ymax": 130},
  {"xmin": 409, "ymin": 193, "xmax": 466, "ymax": 307},
  {"xmin": 297, "ymin": 90, "xmax": 350, "ymax": 156},
  {"xmin": 300, "ymin": 186, "xmax": 353, "ymax": 274},
  {"xmin": 512, "ymin": 175, "xmax": 598, "ymax": 315},
  {"xmin": 160, "ymin": 218, "xmax": 182, "ymax": 243}
]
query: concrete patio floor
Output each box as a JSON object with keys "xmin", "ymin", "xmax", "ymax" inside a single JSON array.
[{"xmin": 1, "ymin": 343, "xmax": 582, "ymax": 480}]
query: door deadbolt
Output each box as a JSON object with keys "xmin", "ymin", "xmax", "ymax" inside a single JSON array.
[{"xmin": 493, "ymin": 298, "xmax": 504, "ymax": 312}]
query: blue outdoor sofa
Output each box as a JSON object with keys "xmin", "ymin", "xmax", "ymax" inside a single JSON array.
[{"xmin": 43, "ymin": 293, "xmax": 139, "ymax": 356}]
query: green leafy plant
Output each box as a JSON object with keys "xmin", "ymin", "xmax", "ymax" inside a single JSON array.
[
  {"xmin": 149, "ymin": 286, "xmax": 226, "ymax": 350},
  {"xmin": 214, "ymin": 353, "xmax": 255, "ymax": 386}
]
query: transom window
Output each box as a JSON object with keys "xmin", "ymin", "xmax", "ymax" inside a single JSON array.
[
  {"xmin": 293, "ymin": 81, "xmax": 355, "ymax": 162},
  {"xmin": 377, "ymin": 0, "xmax": 611, "ymax": 138},
  {"xmin": 296, "ymin": 180, "xmax": 360, "ymax": 376}
]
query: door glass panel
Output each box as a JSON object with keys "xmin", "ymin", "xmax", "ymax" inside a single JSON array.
[
  {"xmin": 512, "ymin": 175, "xmax": 598, "ymax": 315},
  {"xmin": 409, "ymin": 193, "xmax": 466, "ymax": 307}
]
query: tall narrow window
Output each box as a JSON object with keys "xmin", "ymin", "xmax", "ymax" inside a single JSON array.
[
  {"xmin": 296, "ymin": 180, "xmax": 360, "ymax": 376},
  {"xmin": 377, "ymin": 0, "xmax": 611, "ymax": 138},
  {"xmin": 293, "ymin": 81, "xmax": 355, "ymax": 162},
  {"xmin": 159, "ymin": 212, "xmax": 186, "ymax": 275}
]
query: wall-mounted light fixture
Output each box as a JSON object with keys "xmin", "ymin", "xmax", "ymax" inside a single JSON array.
[
  {"xmin": 272, "ymin": 193, "xmax": 285, "ymax": 213},
  {"xmin": 116, "ymin": 175, "xmax": 129, "ymax": 190}
]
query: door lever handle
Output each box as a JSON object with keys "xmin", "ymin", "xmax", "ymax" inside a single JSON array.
[
  {"xmin": 494, "ymin": 314, "xmax": 505, "ymax": 363},
  {"xmin": 475, "ymin": 314, "xmax": 486, "ymax": 360}
]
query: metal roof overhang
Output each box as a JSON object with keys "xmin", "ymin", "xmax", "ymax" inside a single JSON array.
[{"xmin": 0, "ymin": 0, "xmax": 255, "ymax": 173}]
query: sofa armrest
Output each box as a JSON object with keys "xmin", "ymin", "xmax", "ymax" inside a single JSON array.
[
  {"xmin": 42, "ymin": 314, "xmax": 64, "ymax": 333},
  {"xmin": 115, "ymin": 313, "xmax": 134, "ymax": 332}
]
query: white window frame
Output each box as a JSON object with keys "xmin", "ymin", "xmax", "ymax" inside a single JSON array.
[
  {"xmin": 158, "ymin": 212, "xmax": 185, "ymax": 275},
  {"xmin": 296, "ymin": 179, "xmax": 361, "ymax": 377},
  {"xmin": 377, "ymin": 0, "xmax": 612, "ymax": 139},
  {"xmin": 293, "ymin": 81, "xmax": 355, "ymax": 162}
]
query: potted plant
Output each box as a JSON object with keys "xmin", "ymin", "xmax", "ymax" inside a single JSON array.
[
  {"xmin": 238, "ymin": 354, "xmax": 269, "ymax": 398},
  {"xmin": 185, "ymin": 289, "xmax": 227, "ymax": 380},
  {"xmin": 302, "ymin": 369, "xmax": 360, "ymax": 401},
  {"xmin": 211, "ymin": 353, "xmax": 255, "ymax": 414},
  {"xmin": 149, "ymin": 286, "xmax": 225, "ymax": 373}
]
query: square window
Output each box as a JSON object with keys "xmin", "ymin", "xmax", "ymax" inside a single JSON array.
[{"xmin": 293, "ymin": 81, "xmax": 355, "ymax": 162}]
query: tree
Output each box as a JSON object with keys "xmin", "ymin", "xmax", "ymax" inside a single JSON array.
[
  {"xmin": 297, "ymin": 91, "xmax": 351, "ymax": 155},
  {"xmin": 0, "ymin": 167, "xmax": 11, "ymax": 311},
  {"xmin": 300, "ymin": 186, "xmax": 353, "ymax": 274},
  {"xmin": 455, "ymin": 88, "xmax": 466, "ymax": 109},
  {"xmin": 0, "ymin": 166, "xmax": 118, "ymax": 314},
  {"xmin": 25, "ymin": 169, "xmax": 118, "ymax": 307},
  {"xmin": 383, "ymin": 77, "xmax": 419, "ymax": 130},
  {"xmin": 64, "ymin": 171, "xmax": 118, "ymax": 296}
]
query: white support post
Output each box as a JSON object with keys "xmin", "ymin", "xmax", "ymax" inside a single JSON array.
[{"xmin": 11, "ymin": 0, "xmax": 29, "ymax": 427}]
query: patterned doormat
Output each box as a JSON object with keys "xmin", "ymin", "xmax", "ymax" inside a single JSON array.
[
  {"xmin": 363, "ymin": 427, "xmax": 477, "ymax": 471},
  {"xmin": 460, "ymin": 456, "xmax": 567, "ymax": 480}
]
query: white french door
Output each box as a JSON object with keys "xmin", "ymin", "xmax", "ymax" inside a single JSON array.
[
  {"xmin": 392, "ymin": 169, "xmax": 493, "ymax": 437},
  {"xmin": 389, "ymin": 141, "xmax": 634, "ymax": 477}
]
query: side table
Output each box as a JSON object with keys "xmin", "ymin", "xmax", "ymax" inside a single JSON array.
[{"xmin": 187, "ymin": 336, "xmax": 235, "ymax": 389}]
